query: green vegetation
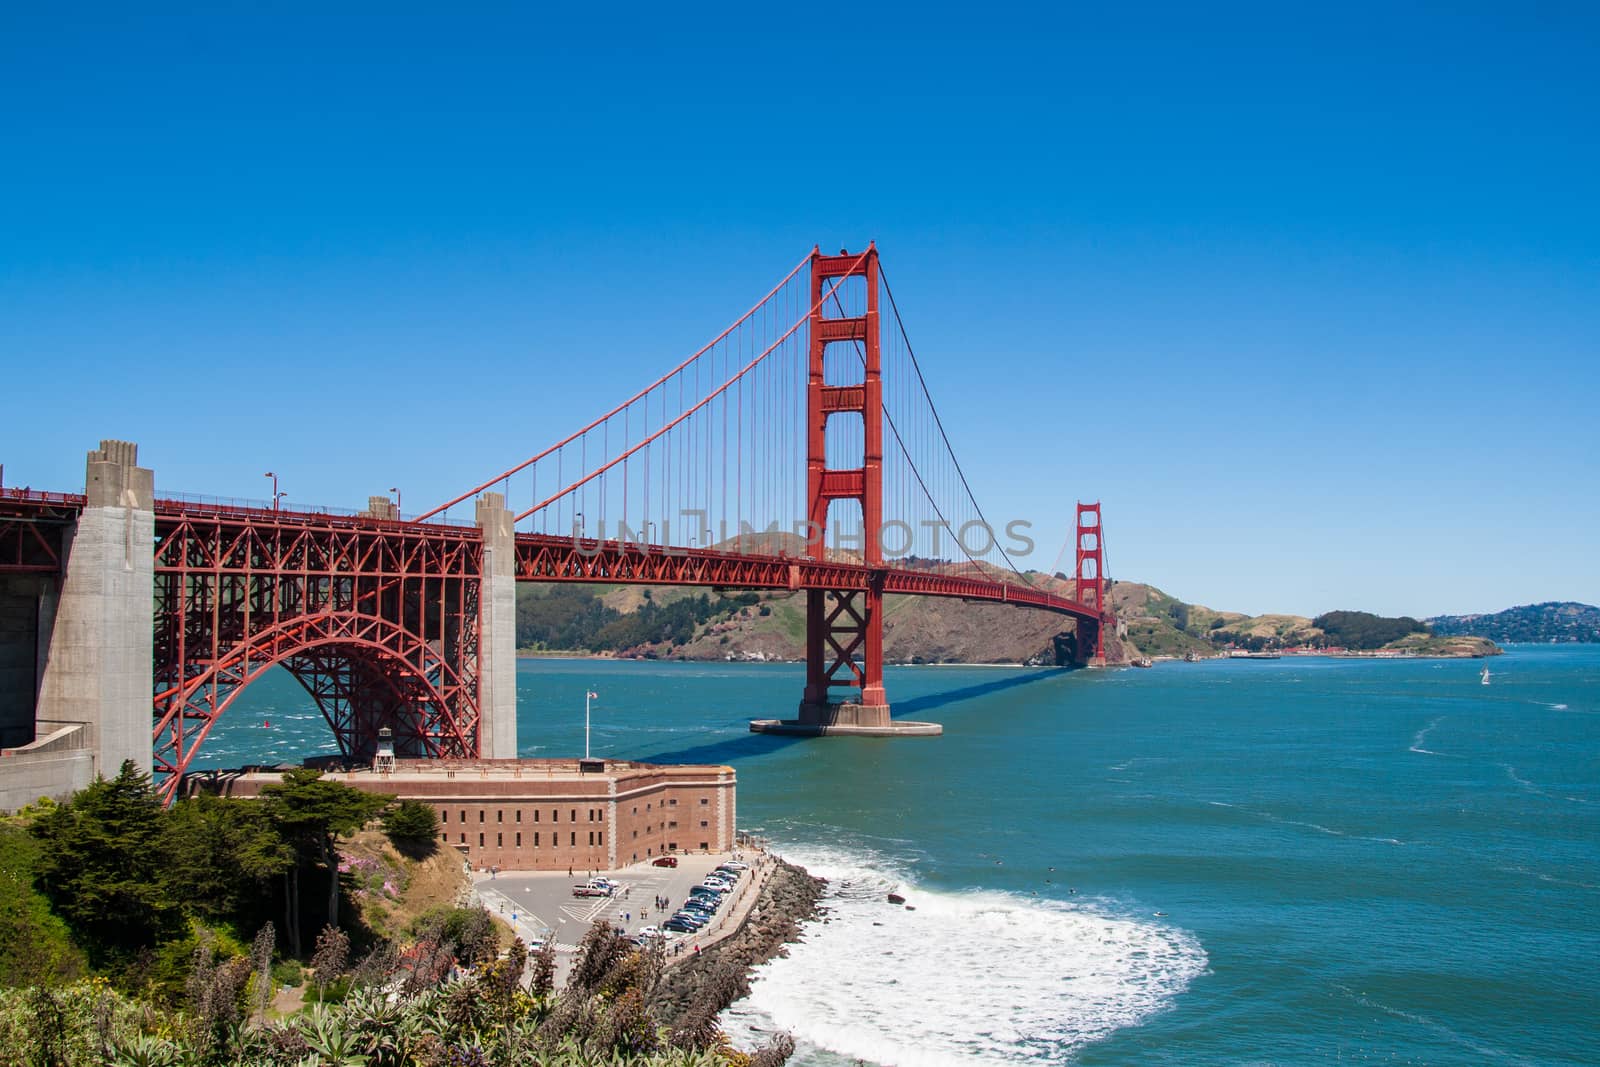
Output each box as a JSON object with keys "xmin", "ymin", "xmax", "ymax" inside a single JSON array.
[
  {"xmin": 517, "ymin": 586, "xmax": 760, "ymax": 653},
  {"xmin": 0, "ymin": 821, "xmax": 84, "ymax": 989},
  {"xmin": 12, "ymin": 762, "xmax": 384, "ymax": 995},
  {"xmin": 1, "ymin": 768, "xmax": 791, "ymax": 1065},
  {"xmin": 1311, "ymin": 610, "xmax": 1425, "ymax": 650},
  {"xmin": 1429, "ymin": 601, "xmax": 1600, "ymax": 644},
  {"xmin": 381, "ymin": 799, "xmax": 441, "ymax": 859},
  {"xmin": 0, "ymin": 920, "xmax": 790, "ymax": 1066}
]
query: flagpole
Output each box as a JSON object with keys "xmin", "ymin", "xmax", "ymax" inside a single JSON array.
[{"xmin": 585, "ymin": 689, "xmax": 592, "ymax": 759}]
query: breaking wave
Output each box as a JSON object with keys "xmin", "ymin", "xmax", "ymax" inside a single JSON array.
[{"xmin": 721, "ymin": 844, "xmax": 1207, "ymax": 1066}]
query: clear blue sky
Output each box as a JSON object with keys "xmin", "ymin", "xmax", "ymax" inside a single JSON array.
[{"xmin": 3, "ymin": 5, "xmax": 1595, "ymax": 618}]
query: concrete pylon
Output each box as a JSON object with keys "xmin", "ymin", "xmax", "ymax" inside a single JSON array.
[
  {"xmin": 475, "ymin": 492, "xmax": 517, "ymax": 759},
  {"xmin": 34, "ymin": 440, "xmax": 155, "ymax": 780}
]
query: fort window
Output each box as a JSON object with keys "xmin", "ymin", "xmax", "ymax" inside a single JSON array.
[
  {"xmin": 479, "ymin": 811, "xmax": 485, "ymax": 823},
  {"xmin": 570, "ymin": 832, "xmax": 576, "ymax": 846},
  {"xmin": 700, "ymin": 820, "xmax": 708, "ymax": 828},
  {"xmin": 516, "ymin": 810, "xmax": 522, "ymax": 823},
  {"xmin": 700, "ymin": 841, "xmax": 709, "ymax": 850},
  {"xmin": 700, "ymin": 798, "xmax": 709, "ymax": 805},
  {"xmin": 478, "ymin": 833, "xmax": 484, "ymax": 847},
  {"xmin": 497, "ymin": 810, "xmax": 503, "ymax": 823},
  {"xmin": 515, "ymin": 832, "xmax": 522, "ymax": 847},
  {"xmin": 570, "ymin": 809, "xmax": 576, "ymax": 822},
  {"xmin": 497, "ymin": 833, "xmax": 502, "ymax": 847}
]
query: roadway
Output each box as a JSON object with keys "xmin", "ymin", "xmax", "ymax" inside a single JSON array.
[{"xmin": 470, "ymin": 848, "xmax": 771, "ymax": 983}]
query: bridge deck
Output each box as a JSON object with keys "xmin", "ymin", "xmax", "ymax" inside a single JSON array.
[{"xmin": 1, "ymin": 490, "xmax": 1102, "ymax": 623}]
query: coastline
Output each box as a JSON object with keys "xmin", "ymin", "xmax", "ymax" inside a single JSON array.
[{"xmin": 649, "ymin": 857, "xmax": 826, "ymax": 1032}]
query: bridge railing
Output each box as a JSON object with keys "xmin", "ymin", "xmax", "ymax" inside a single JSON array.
[
  {"xmin": 0, "ymin": 487, "xmax": 87, "ymax": 507},
  {"xmin": 157, "ymin": 491, "xmax": 479, "ymax": 530}
]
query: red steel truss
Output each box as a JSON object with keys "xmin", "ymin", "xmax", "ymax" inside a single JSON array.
[
  {"xmin": 511, "ymin": 532, "xmax": 1102, "ymax": 616},
  {"xmin": 151, "ymin": 499, "xmax": 483, "ymax": 801},
  {"xmin": 0, "ymin": 489, "xmax": 83, "ymax": 573}
]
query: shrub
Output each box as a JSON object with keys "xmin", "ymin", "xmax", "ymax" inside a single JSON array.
[{"xmin": 381, "ymin": 800, "xmax": 440, "ymax": 858}]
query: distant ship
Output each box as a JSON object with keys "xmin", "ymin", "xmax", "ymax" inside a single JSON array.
[
  {"xmin": 1481, "ymin": 665, "xmax": 1491, "ymax": 686},
  {"xmin": 1228, "ymin": 650, "xmax": 1281, "ymax": 660}
]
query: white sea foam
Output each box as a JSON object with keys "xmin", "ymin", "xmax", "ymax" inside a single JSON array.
[
  {"xmin": 1209, "ymin": 801, "xmax": 1403, "ymax": 845},
  {"xmin": 1332, "ymin": 983, "xmax": 1544, "ymax": 1065},
  {"xmin": 720, "ymin": 844, "xmax": 1207, "ymax": 1066},
  {"xmin": 1496, "ymin": 865, "xmax": 1600, "ymax": 891},
  {"xmin": 1409, "ymin": 715, "xmax": 1448, "ymax": 756}
]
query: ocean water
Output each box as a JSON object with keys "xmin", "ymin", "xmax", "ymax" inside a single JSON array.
[{"xmin": 198, "ymin": 646, "xmax": 1600, "ymax": 1065}]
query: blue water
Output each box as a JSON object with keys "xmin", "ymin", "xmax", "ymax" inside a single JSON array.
[{"xmin": 199, "ymin": 646, "xmax": 1600, "ymax": 1065}]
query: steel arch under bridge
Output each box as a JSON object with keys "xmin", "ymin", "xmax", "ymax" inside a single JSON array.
[{"xmin": 151, "ymin": 502, "xmax": 484, "ymax": 802}]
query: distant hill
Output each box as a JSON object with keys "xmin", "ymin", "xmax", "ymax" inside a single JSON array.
[
  {"xmin": 514, "ymin": 571, "xmax": 1499, "ymax": 665},
  {"xmin": 1428, "ymin": 602, "xmax": 1600, "ymax": 644},
  {"xmin": 1108, "ymin": 586, "xmax": 1499, "ymax": 658}
]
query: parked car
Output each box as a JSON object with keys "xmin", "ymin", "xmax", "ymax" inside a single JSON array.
[
  {"xmin": 637, "ymin": 925, "xmax": 664, "ymax": 939},
  {"xmin": 715, "ymin": 864, "xmax": 744, "ymax": 876},
  {"xmin": 652, "ymin": 856, "xmax": 679, "ymax": 868},
  {"xmin": 720, "ymin": 860, "xmax": 749, "ymax": 871},
  {"xmin": 572, "ymin": 882, "xmax": 611, "ymax": 897},
  {"xmin": 670, "ymin": 912, "xmax": 708, "ymax": 929},
  {"xmin": 680, "ymin": 900, "xmax": 716, "ymax": 915},
  {"xmin": 662, "ymin": 917, "xmax": 698, "ymax": 933},
  {"xmin": 695, "ymin": 881, "xmax": 730, "ymax": 894}
]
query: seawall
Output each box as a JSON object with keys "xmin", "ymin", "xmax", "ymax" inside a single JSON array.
[{"xmin": 649, "ymin": 857, "xmax": 825, "ymax": 1030}]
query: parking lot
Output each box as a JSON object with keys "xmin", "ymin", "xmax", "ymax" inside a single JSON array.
[{"xmin": 473, "ymin": 851, "xmax": 765, "ymax": 979}]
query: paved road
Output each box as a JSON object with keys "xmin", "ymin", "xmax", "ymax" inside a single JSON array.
[{"xmin": 471, "ymin": 851, "xmax": 764, "ymax": 981}]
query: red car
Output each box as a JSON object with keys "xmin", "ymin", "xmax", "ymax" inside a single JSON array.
[{"xmin": 652, "ymin": 856, "xmax": 679, "ymax": 868}]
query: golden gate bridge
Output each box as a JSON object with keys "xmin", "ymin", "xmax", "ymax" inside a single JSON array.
[{"xmin": 0, "ymin": 245, "xmax": 1112, "ymax": 802}]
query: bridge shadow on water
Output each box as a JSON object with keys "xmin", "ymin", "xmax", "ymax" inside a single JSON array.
[{"xmin": 636, "ymin": 666, "xmax": 1074, "ymax": 767}]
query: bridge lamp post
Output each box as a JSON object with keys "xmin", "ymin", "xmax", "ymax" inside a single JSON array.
[
  {"xmin": 575, "ymin": 510, "xmax": 584, "ymax": 537},
  {"xmin": 263, "ymin": 471, "xmax": 283, "ymax": 512},
  {"xmin": 390, "ymin": 486, "xmax": 401, "ymax": 519}
]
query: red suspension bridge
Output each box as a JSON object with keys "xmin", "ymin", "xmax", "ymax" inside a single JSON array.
[{"xmin": 0, "ymin": 245, "xmax": 1113, "ymax": 802}]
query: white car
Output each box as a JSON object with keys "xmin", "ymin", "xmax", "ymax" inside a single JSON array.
[
  {"xmin": 637, "ymin": 925, "xmax": 663, "ymax": 939},
  {"xmin": 720, "ymin": 861, "xmax": 749, "ymax": 871}
]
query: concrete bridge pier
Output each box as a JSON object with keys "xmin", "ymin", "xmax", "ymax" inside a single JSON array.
[
  {"xmin": 476, "ymin": 491, "xmax": 517, "ymax": 759},
  {"xmin": 5, "ymin": 441, "xmax": 154, "ymax": 807}
]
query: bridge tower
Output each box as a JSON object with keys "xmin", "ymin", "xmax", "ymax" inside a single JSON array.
[
  {"xmin": 1075, "ymin": 501, "xmax": 1106, "ymax": 663},
  {"xmin": 798, "ymin": 244, "xmax": 891, "ymax": 727}
]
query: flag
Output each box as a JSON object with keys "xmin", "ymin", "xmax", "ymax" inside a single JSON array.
[{"xmin": 587, "ymin": 691, "xmax": 598, "ymax": 699}]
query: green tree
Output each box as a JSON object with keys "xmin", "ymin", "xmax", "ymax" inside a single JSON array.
[
  {"xmin": 0, "ymin": 823, "xmax": 84, "ymax": 988},
  {"xmin": 160, "ymin": 793, "xmax": 292, "ymax": 926},
  {"xmin": 28, "ymin": 761, "xmax": 176, "ymax": 967},
  {"xmin": 260, "ymin": 770, "xmax": 389, "ymax": 955},
  {"xmin": 381, "ymin": 799, "xmax": 440, "ymax": 859}
]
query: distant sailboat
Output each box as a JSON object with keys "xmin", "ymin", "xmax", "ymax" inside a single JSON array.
[{"xmin": 1480, "ymin": 666, "xmax": 1491, "ymax": 686}]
